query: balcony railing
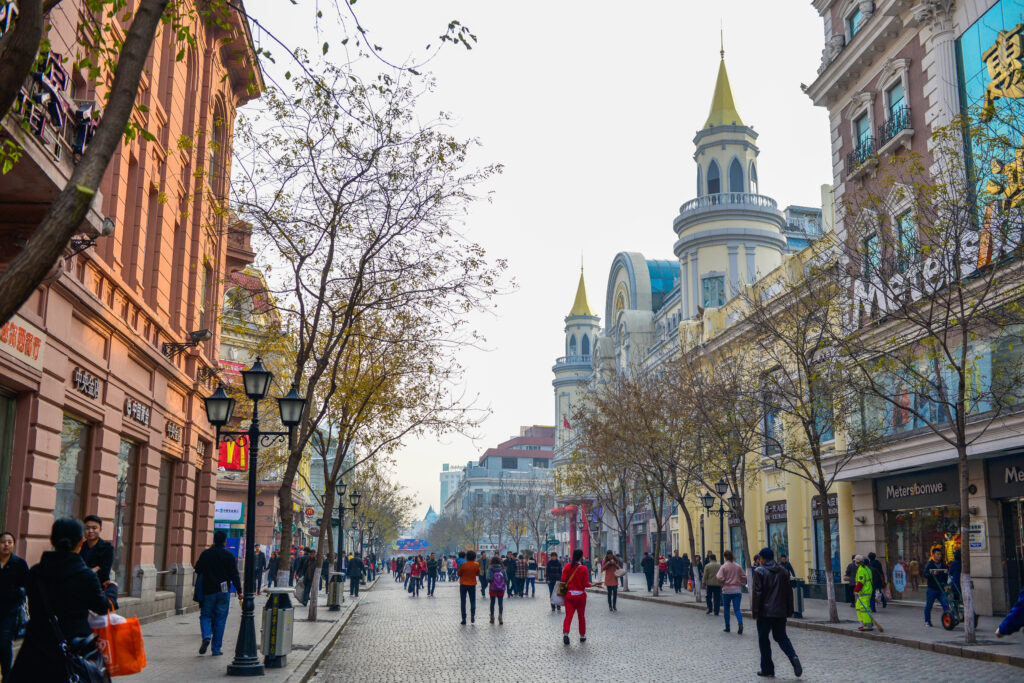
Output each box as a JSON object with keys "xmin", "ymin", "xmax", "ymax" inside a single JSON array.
[
  {"xmin": 877, "ymin": 106, "xmax": 912, "ymax": 148},
  {"xmin": 679, "ymin": 192, "xmax": 778, "ymax": 214},
  {"xmin": 847, "ymin": 136, "xmax": 876, "ymax": 171},
  {"xmin": 555, "ymin": 354, "xmax": 591, "ymax": 367}
]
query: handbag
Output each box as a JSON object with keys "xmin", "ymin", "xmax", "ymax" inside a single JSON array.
[
  {"xmin": 92, "ymin": 612, "xmax": 147, "ymax": 676},
  {"xmin": 550, "ymin": 591, "xmax": 565, "ymax": 607},
  {"xmin": 614, "ymin": 567, "xmax": 626, "ymax": 578},
  {"xmin": 35, "ymin": 577, "xmax": 110, "ymax": 683},
  {"xmin": 555, "ymin": 581, "xmax": 568, "ymax": 597}
]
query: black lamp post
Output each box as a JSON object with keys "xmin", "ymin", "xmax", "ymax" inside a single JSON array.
[
  {"xmin": 335, "ymin": 486, "xmax": 360, "ymax": 571},
  {"xmin": 701, "ymin": 478, "xmax": 729, "ymax": 561},
  {"xmin": 204, "ymin": 362, "xmax": 305, "ymax": 677}
]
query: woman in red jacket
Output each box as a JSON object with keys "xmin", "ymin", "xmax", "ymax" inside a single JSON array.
[{"xmin": 561, "ymin": 548, "xmax": 591, "ymax": 644}]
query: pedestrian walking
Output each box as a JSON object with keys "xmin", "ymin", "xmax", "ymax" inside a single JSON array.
[
  {"xmin": 516, "ymin": 554, "xmax": 529, "ymax": 597},
  {"xmin": 602, "ymin": 551, "xmax": 619, "ymax": 611},
  {"xmin": 478, "ymin": 551, "xmax": 489, "ymax": 596},
  {"xmin": 924, "ymin": 545, "xmax": 951, "ymax": 627},
  {"xmin": 267, "ymin": 550, "xmax": 280, "ymax": 589},
  {"xmin": 194, "ymin": 529, "xmax": 243, "ymax": 656},
  {"xmin": 457, "ymin": 550, "xmax": 480, "ymax": 625},
  {"xmin": 680, "ymin": 553, "xmax": 692, "ymax": 592},
  {"xmin": 868, "ymin": 552, "xmax": 887, "ymax": 611},
  {"xmin": 9, "ymin": 518, "xmax": 110, "ymax": 682},
  {"xmin": 426, "ymin": 553, "xmax": 439, "ymax": 596},
  {"xmin": 778, "ymin": 554, "xmax": 796, "ymax": 578},
  {"xmin": 408, "ymin": 555, "xmax": 422, "ymax": 596},
  {"xmin": 546, "ymin": 551, "xmax": 563, "ymax": 611},
  {"xmin": 561, "ymin": 549, "xmax": 591, "ymax": 644},
  {"xmin": 348, "ymin": 553, "xmax": 364, "ymax": 597},
  {"xmin": 703, "ymin": 552, "xmax": 722, "ymax": 615},
  {"xmin": 717, "ymin": 549, "xmax": 747, "ymax": 634},
  {"xmin": 658, "ymin": 555, "xmax": 668, "ymax": 590},
  {"xmin": 641, "ymin": 552, "xmax": 655, "ymax": 591},
  {"xmin": 526, "ymin": 553, "xmax": 538, "ymax": 597},
  {"xmin": 853, "ymin": 555, "xmax": 874, "ymax": 632},
  {"xmin": 487, "ymin": 556, "xmax": 507, "ymax": 624},
  {"xmin": 844, "ymin": 555, "xmax": 857, "ymax": 607},
  {"xmin": 751, "ymin": 547, "xmax": 801, "ymax": 679},
  {"xmin": 0, "ymin": 531, "xmax": 28, "ymax": 678},
  {"xmin": 253, "ymin": 544, "xmax": 267, "ymax": 594},
  {"xmin": 669, "ymin": 551, "xmax": 684, "ymax": 593},
  {"xmin": 996, "ymin": 584, "xmax": 1024, "ymax": 638},
  {"xmin": 301, "ymin": 547, "xmax": 316, "ymax": 604}
]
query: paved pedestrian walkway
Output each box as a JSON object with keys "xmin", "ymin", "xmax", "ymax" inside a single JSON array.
[
  {"xmin": 137, "ymin": 575, "xmax": 375, "ymax": 682},
  {"xmin": 604, "ymin": 571, "xmax": 1024, "ymax": 667},
  {"xmin": 311, "ymin": 569, "xmax": 1019, "ymax": 682}
]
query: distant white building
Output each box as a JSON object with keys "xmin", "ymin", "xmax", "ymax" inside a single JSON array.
[{"xmin": 439, "ymin": 463, "xmax": 465, "ymax": 511}]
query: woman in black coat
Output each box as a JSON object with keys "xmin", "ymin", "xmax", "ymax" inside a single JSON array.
[
  {"xmin": 545, "ymin": 551, "xmax": 563, "ymax": 611},
  {"xmin": 10, "ymin": 518, "xmax": 110, "ymax": 682}
]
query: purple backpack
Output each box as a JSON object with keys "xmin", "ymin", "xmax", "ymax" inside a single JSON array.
[{"xmin": 491, "ymin": 569, "xmax": 507, "ymax": 592}]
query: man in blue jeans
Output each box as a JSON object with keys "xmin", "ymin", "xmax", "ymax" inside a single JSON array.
[
  {"xmin": 194, "ymin": 530, "xmax": 242, "ymax": 655},
  {"xmin": 923, "ymin": 545, "xmax": 951, "ymax": 627}
]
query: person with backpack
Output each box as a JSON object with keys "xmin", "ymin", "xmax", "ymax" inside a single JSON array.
[
  {"xmin": 561, "ymin": 549, "xmax": 591, "ymax": 644},
  {"xmin": 545, "ymin": 551, "xmax": 563, "ymax": 612},
  {"xmin": 487, "ymin": 556, "xmax": 507, "ymax": 624}
]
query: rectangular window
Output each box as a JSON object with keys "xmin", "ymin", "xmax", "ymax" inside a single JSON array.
[
  {"xmin": 887, "ymin": 81, "xmax": 905, "ymax": 117},
  {"xmin": 896, "ymin": 212, "xmax": 916, "ymax": 272},
  {"xmin": 532, "ymin": 458, "xmax": 549, "ymax": 469},
  {"xmin": 847, "ymin": 8, "xmax": 863, "ymax": 38},
  {"xmin": 863, "ymin": 234, "xmax": 880, "ymax": 279},
  {"xmin": 855, "ymin": 114, "xmax": 871, "ymax": 148},
  {"xmin": 767, "ymin": 521, "xmax": 789, "ymax": 561},
  {"xmin": 0, "ymin": 394, "xmax": 14, "ymax": 532},
  {"xmin": 763, "ymin": 403, "xmax": 781, "ymax": 456},
  {"xmin": 814, "ymin": 517, "xmax": 841, "ymax": 582},
  {"xmin": 701, "ymin": 275, "xmax": 725, "ymax": 308},
  {"xmin": 199, "ymin": 263, "xmax": 212, "ymax": 328},
  {"xmin": 501, "ymin": 457, "xmax": 517, "ymax": 470},
  {"xmin": 729, "ymin": 526, "xmax": 746, "ymax": 569},
  {"xmin": 113, "ymin": 439, "xmax": 139, "ymax": 590},
  {"xmin": 154, "ymin": 458, "xmax": 174, "ymax": 588},
  {"xmin": 56, "ymin": 416, "xmax": 90, "ymax": 519}
]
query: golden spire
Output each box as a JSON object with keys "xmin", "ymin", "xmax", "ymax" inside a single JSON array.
[
  {"xmin": 704, "ymin": 39, "xmax": 743, "ymax": 129},
  {"xmin": 569, "ymin": 267, "xmax": 595, "ymax": 317}
]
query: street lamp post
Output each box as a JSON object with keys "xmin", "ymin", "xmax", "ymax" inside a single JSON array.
[
  {"xmin": 576, "ymin": 517, "xmax": 586, "ymax": 562},
  {"xmin": 204, "ymin": 360, "xmax": 306, "ymax": 677},
  {"xmin": 700, "ymin": 478, "xmax": 730, "ymax": 561},
  {"xmin": 335, "ymin": 488, "xmax": 360, "ymax": 571}
]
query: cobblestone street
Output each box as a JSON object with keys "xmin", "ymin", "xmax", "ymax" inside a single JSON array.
[{"xmin": 311, "ymin": 576, "xmax": 1022, "ymax": 682}]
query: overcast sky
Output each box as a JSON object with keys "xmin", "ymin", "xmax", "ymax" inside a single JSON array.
[{"xmin": 245, "ymin": 0, "xmax": 833, "ymax": 518}]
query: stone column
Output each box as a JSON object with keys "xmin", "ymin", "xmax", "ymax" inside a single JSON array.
[
  {"xmin": 728, "ymin": 244, "xmax": 740, "ymax": 297},
  {"xmin": 917, "ymin": 1, "xmax": 959, "ymax": 131}
]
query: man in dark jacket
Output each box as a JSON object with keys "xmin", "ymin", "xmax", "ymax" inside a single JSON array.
[
  {"xmin": 641, "ymin": 552, "xmax": 655, "ymax": 591},
  {"xmin": 503, "ymin": 553, "xmax": 517, "ymax": 598},
  {"xmin": 844, "ymin": 555, "xmax": 858, "ymax": 607},
  {"xmin": 669, "ymin": 551, "xmax": 685, "ymax": 593},
  {"xmin": 680, "ymin": 553, "xmax": 692, "ymax": 593},
  {"xmin": 347, "ymin": 553, "xmax": 364, "ymax": 596},
  {"xmin": 751, "ymin": 547, "xmax": 801, "ymax": 679},
  {"xmin": 267, "ymin": 550, "xmax": 280, "ymax": 588},
  {"xmin": 545, "ymin": 552, "xmax": 562, "ymax": 611},
  {"xmin": 426, "ymin": 553, "xmax": 438, "ymax": 596},
  {"xmin": 194, "ymin": 530, "xmax": 242, "ymax": 656},
  {"xmin": 867, "ymin": 552, "xmax": 887, "ymax": 611},
  {"xmin": 254, "ymin": 544, "xmax": 267, "ymax": 594},
  {"xmin": 79, "ymin": 515, "xmax": 114, "ymax": 585}
]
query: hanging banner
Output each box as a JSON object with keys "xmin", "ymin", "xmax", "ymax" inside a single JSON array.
[{"xmin": 218, "ymin": 436, "xmax": 249, "ymax": 470}]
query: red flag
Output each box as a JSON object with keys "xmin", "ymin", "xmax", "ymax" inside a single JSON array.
[{"xmin": 563, "ymin": 415, "xmax": 571, "ymax": 430}]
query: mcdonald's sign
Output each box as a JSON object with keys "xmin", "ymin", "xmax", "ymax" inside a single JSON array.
[{"xmin": 218, "ymin": 436, "xmax": 249, "ymax": 471}]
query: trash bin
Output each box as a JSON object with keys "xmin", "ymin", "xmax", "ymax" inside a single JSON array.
[
  {"xmin": 791, "ymin": 579, "xmax": 805, "ymax": 619},
  {"xmin": 327, "ymin": 573, "xmax": 344, "ymax": 611},
  {"xmin": 261, "ymin": 588, "xmax": 294, "ymax": 669}
]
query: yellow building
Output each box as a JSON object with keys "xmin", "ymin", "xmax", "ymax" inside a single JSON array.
[{"xmin": 553, "ymin": 47, "xmax": 838, "ymax": 580}]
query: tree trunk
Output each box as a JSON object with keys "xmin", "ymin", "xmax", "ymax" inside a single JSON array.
[
  {"xmin": 276, "ymin": 446, "xmax": 301, "ymax": 578},
  {"xmin": 821, "ymin": 492, "xmax": 839, "ymax": 623},
  {"xmin": 651, "ymin": 519, "xmax": 662, "ymax": 597},
  {"xmin": 0, "ymin": 0, "xmax": 44, "ymax": 125},
  {"xmin": 0, "ymin": 0, "xmax": 171, "ymax": 325},
  {"xmin": 959, "ymin": 445, "xmax": 976, "ymax": 643}
]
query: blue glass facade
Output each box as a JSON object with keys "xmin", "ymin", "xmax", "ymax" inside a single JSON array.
[
  {"xmin": 956, "ymin": 0, "xmax": 1024, "ymax": 112},
  {"xmin": 646, "ymin": 259, "xmax": 680, "ymax": 312}
]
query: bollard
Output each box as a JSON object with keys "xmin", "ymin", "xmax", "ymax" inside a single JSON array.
[
  {"xmin": 261, "ymin": 588, "xmax": 294, "ymax": 668},
  {"xmin": 791, "ymin": 578, "xmax": 805, "ymax": 618}
]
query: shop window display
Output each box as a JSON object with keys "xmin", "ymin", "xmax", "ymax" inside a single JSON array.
[
  {"xmin": 884, "ymin": 506, "xmax": 961, "ymax": 600},
  {"xmin": 767, "ymin": 521, "xmax": 788, "ymax": 561},
  {"xmin": 113, "ymin": 439, "xmax": 138, "ymax": 589}
]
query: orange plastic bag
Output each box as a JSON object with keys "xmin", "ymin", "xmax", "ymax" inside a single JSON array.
[{"xmin": 92, "ymin": 613, "xmax": 147, "ymax": 676}]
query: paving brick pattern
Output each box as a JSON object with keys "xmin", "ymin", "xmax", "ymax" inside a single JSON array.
[{"xmin": 311, "ymin": 573, "xmax": 1020, "ymax": 682}]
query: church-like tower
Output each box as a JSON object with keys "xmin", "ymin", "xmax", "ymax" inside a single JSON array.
[
  {"xmin": 552, "ymin": 270, "xmax": 599, "ymax": 458},
  {"xmin": 673, "ymin": 48, "xmax": 788, "ymax": 319}
]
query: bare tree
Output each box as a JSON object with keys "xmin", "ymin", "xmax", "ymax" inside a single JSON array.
[
  {"xmin": 520, "ymin": 473, "xmax": 555, "ymax": 556},
  {"xmin": 832, "ymin": 115, "xmax": 1024, "ymax": 642},
  {"xmin": 231, "ymin": 64, "xmax": 504, "ymax": 571}
]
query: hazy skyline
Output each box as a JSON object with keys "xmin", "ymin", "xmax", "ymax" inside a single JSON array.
[{"xmin": 247, "ymin": 1, "xmax": 833, "ymax": 517}]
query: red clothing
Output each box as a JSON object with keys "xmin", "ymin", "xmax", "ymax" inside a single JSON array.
[
  {"xmin": 563, "ymin": 592, "xmax": 587, "ymax": 636},
  {"xmin": 560, "ymin": 562, "xmax": 592, "ymax": 592},
  {"xmin": 410, "ymin": 562, "xmax": 422, "ymax": 577}
]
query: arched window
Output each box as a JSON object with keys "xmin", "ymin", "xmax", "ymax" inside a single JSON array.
[
  {"xmin": 707, "ymin": 160, "xmax": 721, "ymax": 194},
  {"xmin": 729, "ymin": 158, "xmax": 744, "ymax": 193},
  {"xmin": 697, "ymin": 166, "xmax": 703, "ymax": 196},
  {"xmin": 581, "ymin": 335, "xmax": 590, "ymax": 357},
  {"xmin": 208, "ymin": 101, "xmax": 226, "ymax": 198},
  {"xmin": 568, "ymin": 335, "xmax": 577, "ymax": 357},
  {"xmin": 749, "ymin": 163, "xmax": 759, "ymax": 194}
]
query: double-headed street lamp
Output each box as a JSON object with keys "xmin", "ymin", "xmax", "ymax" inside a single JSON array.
[
  {"xmin": 204, "ymin": 358, "xmax": 306, "ymax": 677},
  {"xmin": 336, "ymin": 485, "xmax": 361, "ymax": 571},
  {"xmin": 701, "ymin": 478, "xmax": 730, "ymax": 561}
]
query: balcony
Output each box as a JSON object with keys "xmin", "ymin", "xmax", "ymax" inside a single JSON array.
[
  {"xmin": 846, "ymin": 136, "xmax": 877, "ymax": 180},
  {"xmin": 554, "ymin": 354, "xmax": 591, "ymax": 368},
  {"xmin": 673, "ymin": 191, "xmax": 786, "ymax": 238},
  {"xmin": 877, "ymin": 106, "xmax": 913, "ymax": 153},
  {"xmin": 678, "ymin": 192, "xmax": 778, "ymax": 214}
]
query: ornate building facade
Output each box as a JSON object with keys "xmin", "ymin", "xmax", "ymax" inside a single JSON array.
[{"xmin": 0, "ymin": 2, "xmax": 261, "ymax": 618}]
